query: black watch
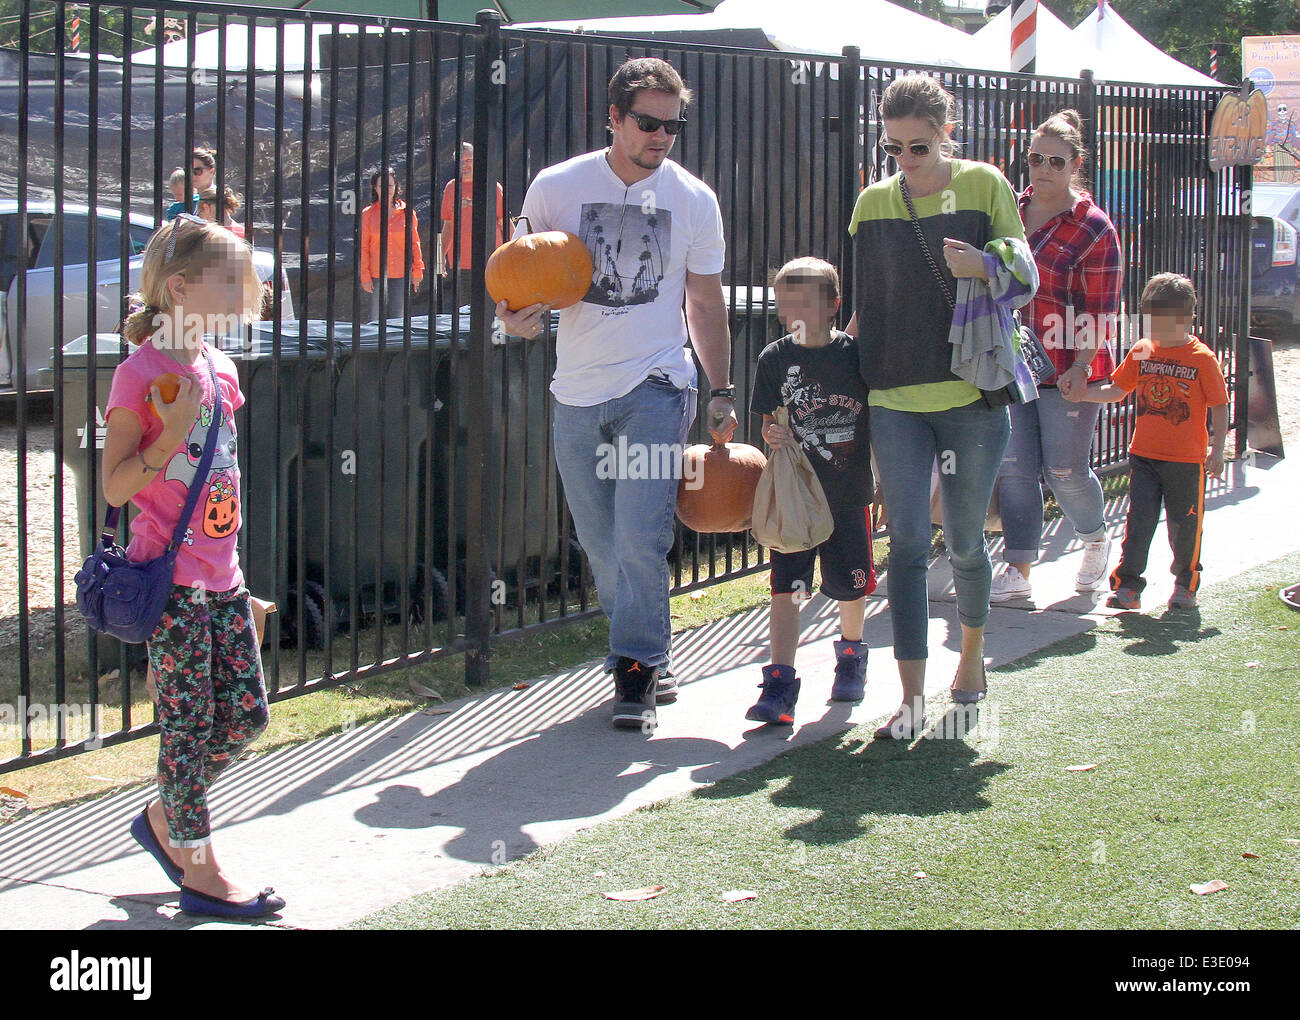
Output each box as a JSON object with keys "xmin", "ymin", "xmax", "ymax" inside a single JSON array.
[{"xmin": 710, "ymin": 385, "xmax": 736, "ymax": 400}]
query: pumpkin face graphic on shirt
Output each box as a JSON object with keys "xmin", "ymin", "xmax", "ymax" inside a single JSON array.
[{"xmin": 203, "ymin": 471, "xmax": 240, "ymax": 539}]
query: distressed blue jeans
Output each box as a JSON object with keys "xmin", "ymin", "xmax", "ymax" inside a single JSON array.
[
  {"xmin": 871, "ymin": 399, "xmax": 1010, "ymax": 661},
  {"xmin": 553, "ymin": 375, "xmax": 696, "ymax": 670},
  {"xmin": 997, "ymin": 387, "xmax": 1107, "ymax": 564}
]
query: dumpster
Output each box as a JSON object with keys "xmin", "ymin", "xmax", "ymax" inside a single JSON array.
[{"xmin": 62, "ymin": 315, "xmax": 560, "ymax": 650}]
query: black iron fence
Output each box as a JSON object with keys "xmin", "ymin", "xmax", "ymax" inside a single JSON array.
[{"xmin": 1, "ymin": 1, "xmax": 1244, "ymax": 772}]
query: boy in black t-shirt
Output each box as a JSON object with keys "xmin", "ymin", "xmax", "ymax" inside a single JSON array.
[{"xmin": 747, "ymin": 258, "xmax": 876, "ymax": 724}]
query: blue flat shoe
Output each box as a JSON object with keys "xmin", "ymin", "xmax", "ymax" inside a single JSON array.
[
  {"xmin": 129, "ymin": 808, "xmax": 184, "ymax": 888},
  {"xmin": 179, "ymin": 885, "xmax": 286, "ymax": 919}
]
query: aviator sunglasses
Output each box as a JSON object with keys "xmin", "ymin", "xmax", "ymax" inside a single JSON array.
[
  {"xmin": 626, "ymin": 111, "xmax": 687, "ymax": 135},
  {"xmin": 878, "ymin": 138, "xmax": 935, "ymax": 158},
  {"xmin": 1027, "ymin": 151, "xmax": 1069, "ymax": 171}
]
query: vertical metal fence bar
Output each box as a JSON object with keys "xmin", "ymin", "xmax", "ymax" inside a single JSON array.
[
  {"xmin": 14, "ymin": 2, "xmax": 32, "ymax": 758},
  {"xmin": 50, "ymin": 2, "xmax": 68, "ymax": 753},
  {"xmin": 118, "ymin": 5, "xmax": 136, "ymax": 730},
  {"xmin": 464, "ymin": 9, "xmax": 503, "ymax": 685},
  {"xmin": 348, "ymin": 22, "xmax": 364, "ymax": 679}
]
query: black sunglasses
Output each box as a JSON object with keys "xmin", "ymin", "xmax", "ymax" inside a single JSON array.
[
  {"xmin": 626, "ymin": 111, "xmax": 686, "ymax": 135},
  {"xmin": 1027, "ymin": 151, "xmax": 1069, "ymax": 171},
  {"xmin": 879, "ymin": 138, "xmax": 934, "ymax": 158}
]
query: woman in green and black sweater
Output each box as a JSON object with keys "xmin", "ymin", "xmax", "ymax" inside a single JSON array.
[{"xmin": 847, "ymin": 74, "xmax": 1032, "ymax": 739}]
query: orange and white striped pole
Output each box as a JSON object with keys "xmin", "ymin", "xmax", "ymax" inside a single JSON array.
[
  {"xmin": 70, "ymin": 10, "xmax": 82, "ymax": 52},
  {"xmin": 1010, "ymin": 0, "xmax": 1037, "ymax": 74}
]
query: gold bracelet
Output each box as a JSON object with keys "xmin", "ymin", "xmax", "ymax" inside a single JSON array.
[{"xmin": 137, "ymin": 451, "xmax": 164, "ymax": 473}]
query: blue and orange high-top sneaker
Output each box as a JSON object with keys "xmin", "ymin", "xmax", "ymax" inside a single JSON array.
[
  {"xmin": 745, "ymin": 664, "xmax": 800, "ymax": 724},
  {"xmin": 830, "ymin": 639, "xmax": 868, "ymax": 701}
]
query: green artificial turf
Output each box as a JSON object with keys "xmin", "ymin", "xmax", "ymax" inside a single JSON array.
[{"xmin": 354, "ymin": 552, "xmax": 1300, "ymax": 930}]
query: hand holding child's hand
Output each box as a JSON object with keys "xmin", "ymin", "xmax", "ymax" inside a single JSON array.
[{"xmin": 1205, "ymin": 448, "xmax": 1225, "ymax": 479}]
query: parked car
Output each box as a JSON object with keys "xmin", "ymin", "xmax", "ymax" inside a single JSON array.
[
  {"xmin": 1251, "ymin": 182, "xmax": 1300, "ymax": 329},
  {"xmin": 0, "ymin": 200, "xmax": 294, "ymax": 394}
]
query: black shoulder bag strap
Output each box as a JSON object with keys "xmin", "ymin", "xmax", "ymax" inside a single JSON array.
[{"xmin": 99, "ymin": 350, "xmax": 224, "ymax": 561}]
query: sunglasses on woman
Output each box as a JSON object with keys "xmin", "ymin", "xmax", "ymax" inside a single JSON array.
[
  {"xmin": 627, "ymin": 111, "xmax": 687, "ymax": 135},
  {"xmin": 1027, "ymin": 151, "xmax": 1069, "ymax": 171},
  {"xmin": 879, "ymin": 138, "xmax": 934, "ymax": 158}
]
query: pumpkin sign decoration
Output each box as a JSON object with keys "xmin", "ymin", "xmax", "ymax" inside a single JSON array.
[
  {"xmin": 676, "ymin": 438, "xmax": 767, "ymax": 533},
  {"xmin": 485, "ymin": 231, "xmax": 594, "ymax": 311},
  {"xmin": 147, "ymin": 372, "xmax": 183, "ymax": 419}
]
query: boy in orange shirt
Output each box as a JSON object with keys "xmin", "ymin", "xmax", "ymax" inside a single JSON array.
[{"xmin": 1076, "ymin": 273, "xmax": 1228, "ymax": 610}]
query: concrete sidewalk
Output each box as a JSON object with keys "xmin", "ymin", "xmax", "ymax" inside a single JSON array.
[{"xmin": 1, "ymin": 453, "xmax": 1296, "ymax": 929}]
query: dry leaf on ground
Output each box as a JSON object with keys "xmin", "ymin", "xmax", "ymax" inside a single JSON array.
[
  {"xmin": 512, "ymin": 683, "xmax": 530, "ymax": 691},
  {"xmin": 408, "ymin": 679, "xmax": 444, "ymax": 700},
  {"xmin": 721, "ymin": 889, "xmax": 757, "ymax": 903},
  {"xmin": 1242, "ymin": 852, "xmax": 1260, "ymax": 859},
  {"xmin": 1190, "ymin": 880, "xmax": 1228, "ymax": 895},
  {"xmin": 1065, "ymin": 763, "xmax": 1099, "ymax": 772},
  {"xmin": 602, "ymin": 885, "xmax": 665, "ymax": 901},
  {"xmin": 420, "ymin": 707, "xmax": 453, "ymax": 716}
]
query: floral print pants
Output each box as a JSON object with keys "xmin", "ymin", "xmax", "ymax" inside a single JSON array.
[{"xmin": 148, "ymin": 584, "xmax": 269, "ymax": 848}]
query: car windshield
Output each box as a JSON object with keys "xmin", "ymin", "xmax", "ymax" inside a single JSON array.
[{"xmin": 1253, "ymin": 186, "xmax": 1300, "ymax": 219}]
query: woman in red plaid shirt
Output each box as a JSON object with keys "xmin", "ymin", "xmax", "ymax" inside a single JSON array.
[{"xmin": 992, "ymin": 110, "xmax": 1122, "ymax": 604}]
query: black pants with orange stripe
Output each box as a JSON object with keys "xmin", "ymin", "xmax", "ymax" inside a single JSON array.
[{"xmin": 1111, "ymin": 454, "xmax": 1206, "ymax": 595}]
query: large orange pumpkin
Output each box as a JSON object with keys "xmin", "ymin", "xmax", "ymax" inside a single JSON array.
[
  {"xmin": 676, "ymin": 440, "xmax": 767, "ymax": 533},
  {"xmin": 147, "ymin": 372, "xmax": 183, "ymax": 418},
  {"xmin": 485, "ymin": 231, "xmax": 594, "ymax": 311}
]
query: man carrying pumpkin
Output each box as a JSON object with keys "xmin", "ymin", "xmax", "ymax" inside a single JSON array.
[{"xmin": 495, "ymin": 57, "xmax": 736, "ymax": 730}]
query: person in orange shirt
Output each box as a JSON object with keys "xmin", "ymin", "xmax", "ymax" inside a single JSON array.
[
  {"xmin": 361, "ymin": 167, "xmax": 424, "ymax": 322},
  {"xmin": 440, "ymin": 143, "xmax": 503, "ymax": 310},
  {"xmin": 1073, "ymin": 273, "xmax": 1229, "ymax": 610}
]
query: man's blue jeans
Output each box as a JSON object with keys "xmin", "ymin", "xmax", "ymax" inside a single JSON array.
[
  {"xmin": 997, "ymin": 387, "xmax": 1107, "ymax": 564},
  {"xmin": 870, "ymin": 399, "xmax": 1010, "ymax": 661},
  {"xmin": 553, "ymin": 376, "xmax": 696, "ymax": 671}
]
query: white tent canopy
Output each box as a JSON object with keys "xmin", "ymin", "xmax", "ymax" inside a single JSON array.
[
  {"xmin": 517, "ymin": 0, "xmax": 986, "ymax": 69},
  {"xmin": 969, "ymin": 4, "xmax": 1108, "ymax": 78},
  {"xmin": 1071, "ymin": 5, "xmax": 1220, "ymax": 87}
]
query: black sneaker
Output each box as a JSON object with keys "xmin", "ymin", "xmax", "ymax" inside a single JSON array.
[
  {"xmin": 656, "ymin": 668, "xmax": 679, "ymax": 705},
  {"xmin": 612, "ymin": 656, "xmax": 658, "ymax": 730}
]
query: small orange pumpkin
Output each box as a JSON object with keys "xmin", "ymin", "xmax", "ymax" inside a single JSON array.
[
  {"xmin": 676, "ymin": 440, "xmax": 767, "ymax": 533},
  {"xmin": 147, "ymin": 372, "xmax": 183, "ymax": 418},
  {"xmin": 485, "ymin": 231, "xmax": 594, "ymax": 311}
]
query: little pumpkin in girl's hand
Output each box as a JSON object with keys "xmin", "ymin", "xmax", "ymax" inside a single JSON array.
[{"xmin": 146, "ymin": 373, "xmax": 183, "ymax": 419}]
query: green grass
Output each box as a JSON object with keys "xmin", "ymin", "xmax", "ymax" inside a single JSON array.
[{"xmin": 353, "ymin": 552, "xmax": 1300, "ymax": 930}]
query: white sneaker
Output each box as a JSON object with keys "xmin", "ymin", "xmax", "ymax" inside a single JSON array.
[
  {"xmin": 1075, "ymin": 536, "xmax": 1112, "ymax": 592},
  {"xmin": 990, "ymin": 565, "xmax": 1032, "ymax": 603}
]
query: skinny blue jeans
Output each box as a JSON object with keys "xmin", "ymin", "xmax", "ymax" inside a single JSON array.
[
  {"xmin": 552, "ymin": 376, "xmax": 696, "ymax": 670},
  {"xmin": 998, "ymin": 387, "xmax": 1107, "ymax": 564},
  {"xmin": 871, "ymin": 399, "xmax": 1010, "ymax": 661}
]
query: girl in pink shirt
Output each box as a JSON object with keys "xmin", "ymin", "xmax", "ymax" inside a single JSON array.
[{"xmin": 107, "ymin": 214, "xmax": 283, "ymax": 919}]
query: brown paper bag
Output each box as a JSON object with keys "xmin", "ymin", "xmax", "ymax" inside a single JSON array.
[{"xmin": 750, "ymin": 408, "xmax": 834, "ymax": 553}]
